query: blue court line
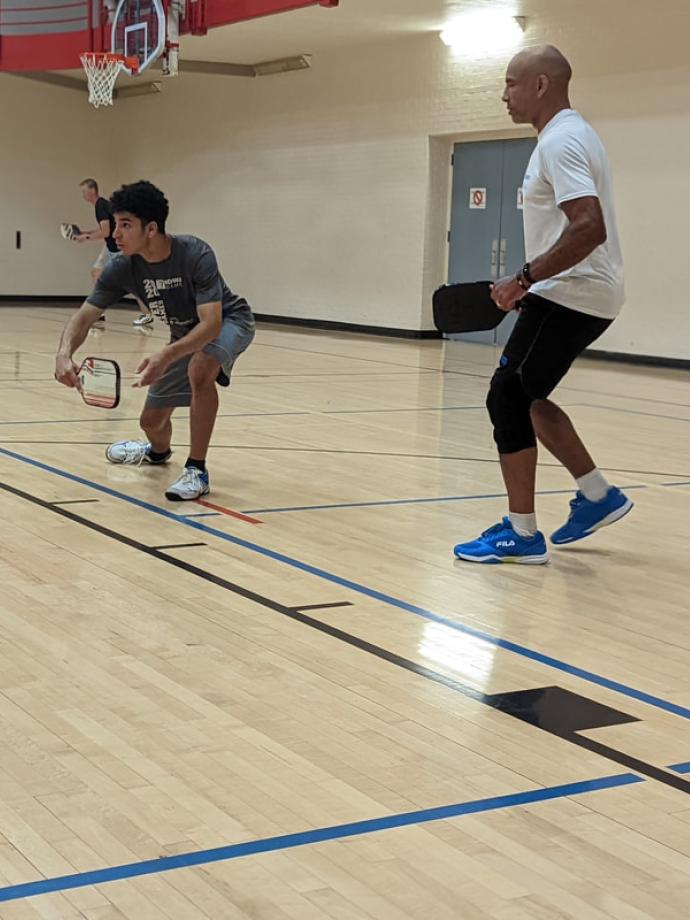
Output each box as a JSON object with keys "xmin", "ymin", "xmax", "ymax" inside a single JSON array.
[
  {"xmin": 243, "ymin": 483, "xmax": 666, "ymax": 515},
  {"xmin": 0, "ymin": 773, "xmax": 642, "ymax": 903},
  {"xmin": 243, "ymin": 488, "xmax": 581, "ymax": 514},
  {"xmin": 2, "ymin": 445, "xmax": 690, "ymax": 721}
]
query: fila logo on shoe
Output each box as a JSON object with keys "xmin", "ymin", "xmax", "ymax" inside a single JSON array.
[{"xmin": 496, "ymin": 540, "xmax": 516, "ymax": 548}]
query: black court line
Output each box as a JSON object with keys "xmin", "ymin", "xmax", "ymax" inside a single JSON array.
[
  {"xmin": 2, "ymin": 476, "xmax": 689, "ymax": 797},
  {"xmin": 582, "ymin": 403, "xmax": 690, "ymax": 425},
  {"xmin": 0, "ymin": 411, "xmax": 309, "ymax": 426},
  {"xmin": 290, "ymin": 602, "xmax": 354, "ymax": 612},
  {"xmin": 150, "ymin": 542, "xmax": 207, "ymax": 550},
  {"xmin": 13, "ymin": 311, "xmax": 445, "ymax": 367},
  {"xmin": 49, "ymin": 499, "xmax": 100, "ymax": 506},
  {"xmin": 488, "ymin": 686, "xmax": 690, "ymax": 795},
  {"xmin": 328, "ymin": 404, "xmax": 487, "ymax": 415},
  {"xmin": 0, "ymin": 406, "xmax": 485, "ymax": 427},
  {"xmin": 235, "ymin": 371, "xmax": 437, "ymax": 379},
  {"xmin": 0, "ymin": 377, "xmax": 63, "ymax": 383},
  {"xmin": 0, "ymin": 417, "xmax": 135, "ymax": 426},
  {"xmin": 11, "ymin": 316, "xmax": 689, "ymax": 415},
  {"xmin": 557, "ymin": 383, "xmax": 690, "ymax": 408},
  {"xmin": 0, "ymin": 376, "xmax": 132, "ymax": 383},
  {"xmin": 3, "ymin": 441, "xmax": 689, "ymax": 480},
  {"xmin": 10, "ymin": 307, "xmax": 690, "ymax": 407},
  {"xmin": 10, "ymin": 311, "xmax": 163, "ymax": 340},
  {"xmin": 256, "ymin": 340, "xmax": 690, "ymax": 408},
  {"xmin": 255, "ymin": 341, "xmax": 491, "ymax": 381}
]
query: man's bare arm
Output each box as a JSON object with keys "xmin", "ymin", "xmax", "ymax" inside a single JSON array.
[
  {"xmin": 491, "ymin": 196, "xmax": 607, "ymax": 312},
  {"xmin": 55, "ymin": 301, "xmax": 105, "ymax": 387},
  {"xmin": 76, "ymin": 219, "xmax": 111, "ymax": 242},
  {"xmin": 527, "ymin": 196, "xmax": 607, "ymax": 282}
]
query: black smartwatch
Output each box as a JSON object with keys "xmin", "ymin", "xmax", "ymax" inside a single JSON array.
[{"xmin": 520, "ymin": 262, "xmax": 536, "ymax": 287}]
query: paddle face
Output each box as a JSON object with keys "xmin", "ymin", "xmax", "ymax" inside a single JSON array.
[
  {"xmin": 78, "ymin": 357, "xmax": 121, "ymax": 409},
  {"xmin": 433, "ymin": 281, "xmax": 507, "ymax": 334},
  {"xmin": 60, "ymin": 222, "xmax": 81, "ymax": 240}
]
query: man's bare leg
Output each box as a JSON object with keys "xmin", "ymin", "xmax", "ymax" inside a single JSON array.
[
  {"xmin": 163, "ymin": 354, "xmax": 218, "ymax": 501},
  {"xmin": 188, "ymin": 352, "xmax": 220, "ymax": 461},
  {"xmin": 530, "ymin": 398, "xmax": 595, "ymax": 478},
  {"xmin": 140, "ymin": 406, "xmax": 174, "ymax": 454},
  {"xmin": 499, "ymin": 447, "xmax": 538, "ymax": 514}
]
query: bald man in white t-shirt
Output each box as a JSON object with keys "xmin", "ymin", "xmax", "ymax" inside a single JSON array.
[{"xmin": 453, "ymin": 46, "xmax": 633, "ymax": 565}]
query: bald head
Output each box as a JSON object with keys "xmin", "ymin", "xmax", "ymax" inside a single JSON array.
[
  {"xmin": 502, "ymin": 45, "xmax": 573, "ymax": 130},
  {"xmin": 510, "ymin": 45, "xmax": 572, "ymax": 89}
]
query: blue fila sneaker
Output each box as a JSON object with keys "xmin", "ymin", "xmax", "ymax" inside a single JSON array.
[
  {"xmin": 550, "ymin": 487, "xmax": 633, "ymax": 545},
  {"xmin": 453, "ymin": 518, "xmax": 549, "ymax": 565}
]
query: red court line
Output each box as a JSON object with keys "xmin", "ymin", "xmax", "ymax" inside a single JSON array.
[{"xmin": 194, "ymin": 499, "xmax": 263, "ymax": 524}]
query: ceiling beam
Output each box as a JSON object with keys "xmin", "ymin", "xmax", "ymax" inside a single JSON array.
[
  {"xmin": 158, "ymin": 55, "xmax": 312, "ymax": 77},
  {"xmin": 6, "ymin": 54, "xmax": 313, "ymax": 100}
]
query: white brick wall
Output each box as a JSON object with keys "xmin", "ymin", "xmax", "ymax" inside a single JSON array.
[
  {"xmin": 110, "ymin": 32, "xmax": 690, "ymax": 358},
  {"xmin": 2, "ymin": 21, "xmax": 690, "ymax": 360},
  {"xmin": 0, "ymin": 77, "xmax": 114, "ymax": 294}
]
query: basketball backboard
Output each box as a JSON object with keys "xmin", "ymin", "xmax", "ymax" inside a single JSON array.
[{"xmin": 110, "ymin": 0, "xmax": 167, "ymax": 74}]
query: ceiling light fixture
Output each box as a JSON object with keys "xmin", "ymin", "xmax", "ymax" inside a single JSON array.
[{"xmin": 440, "ymin": 11, "xmax": 526, "ymax": 55}]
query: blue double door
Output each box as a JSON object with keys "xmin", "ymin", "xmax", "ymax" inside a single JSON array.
[{"xmin": 447, "ymin": 137, "xmax": 536, "ymax": 345}]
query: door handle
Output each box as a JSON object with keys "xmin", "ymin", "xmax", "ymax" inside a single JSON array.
[
  {"xmin": 490, "ymin": 240, "xmax": 498, "ymax": 279},
  {"xmin": 499, "ymin": 239, "xmax": 507, "ymax": 276}
]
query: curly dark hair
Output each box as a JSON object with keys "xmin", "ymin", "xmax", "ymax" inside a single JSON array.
[{"xmin": 110, "ymin": 180, "xmax": 169, "ymax": 233}]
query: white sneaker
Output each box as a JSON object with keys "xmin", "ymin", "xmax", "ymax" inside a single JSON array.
[
  {"xmin": 165, "ymin": 467, "xmax": 210, "ymax": 501},
  {"xmin": 133, "ymin": 313, "xmax": 154, "ymax": 327},
  {"xmin": 105, "ymin": 440, "xmax": 171, "ymax": 465}
]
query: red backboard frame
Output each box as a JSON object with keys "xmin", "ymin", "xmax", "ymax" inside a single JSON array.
[
  {"xmin": 0, "ymin": 0, "xmax": 338, "ymax": 72},
  {"xmin": 203, "ymin": 0, "xmax": 338, "ymax": 30}
]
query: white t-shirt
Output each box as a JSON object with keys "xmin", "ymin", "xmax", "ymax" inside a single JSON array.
[{"xmin": 523, "ymin": 109, "xmax": 624, "ymax": 319}]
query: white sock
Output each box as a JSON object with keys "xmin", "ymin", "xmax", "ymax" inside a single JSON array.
[
  {"xmin": 509, "ymin": 512, "xmax": 538, "ymax": 538},
  {"xmin": 576, "ymin": 468, "xmax": 610, "ymax": 503}
]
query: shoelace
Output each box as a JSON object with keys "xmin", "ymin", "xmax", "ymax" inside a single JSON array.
[
  {"xmin": 480, "ymin": 518, "xmax": 512, "ymax": 539},
  {"xmin": 567, "ymin": 492, "xmax": 586, "ymax": 516},
  {"xmin": 175, "ymin": 467, "xmax": 204, "ymax": 490},
  {"xmin": 119, "ymin": 441, "xmax": 150, "ymax": 466}
]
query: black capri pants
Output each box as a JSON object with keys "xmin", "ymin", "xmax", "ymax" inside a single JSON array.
[{"xmin": 487, "ymin": 293, "xmax": 612, "ymax": 454}]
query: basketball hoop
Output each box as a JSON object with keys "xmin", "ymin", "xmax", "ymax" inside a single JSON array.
[{"xmin": 80, "ymin": 52, "xmax": 139, "ymax": 108}]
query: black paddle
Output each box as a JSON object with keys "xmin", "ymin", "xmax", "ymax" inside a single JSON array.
[{"xmin": 433, "ymin": 281, "xmax": 508, "ymax": 334}]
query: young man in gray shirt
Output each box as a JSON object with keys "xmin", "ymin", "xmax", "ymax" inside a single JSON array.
[{"xmin": 55, "ymin": 180, "xmax": 255, "ymax": 501}]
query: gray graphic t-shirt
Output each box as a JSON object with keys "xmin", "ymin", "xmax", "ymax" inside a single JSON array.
[{"xmin": 87, "ymin": 235, "xmax": 252, "ymax": 338}]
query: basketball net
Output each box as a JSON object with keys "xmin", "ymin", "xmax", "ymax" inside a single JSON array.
[{"xmin": 80, "ymin": 52, "xmax": 138, "ymax": 108}]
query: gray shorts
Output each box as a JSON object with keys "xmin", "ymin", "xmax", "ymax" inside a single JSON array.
[{"xmin": 145, "ymin": 309, "xmax": 255, "ymax": 409}]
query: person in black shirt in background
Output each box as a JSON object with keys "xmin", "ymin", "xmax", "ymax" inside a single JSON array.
[{"xmin": 75, "ymin": 178, "xmax": 151, "ymax": 327}]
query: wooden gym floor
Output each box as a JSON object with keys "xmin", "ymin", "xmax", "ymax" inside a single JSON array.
[{"xmin": 0, "ymin": 303, "xmax": 689, "ymax": 919}]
